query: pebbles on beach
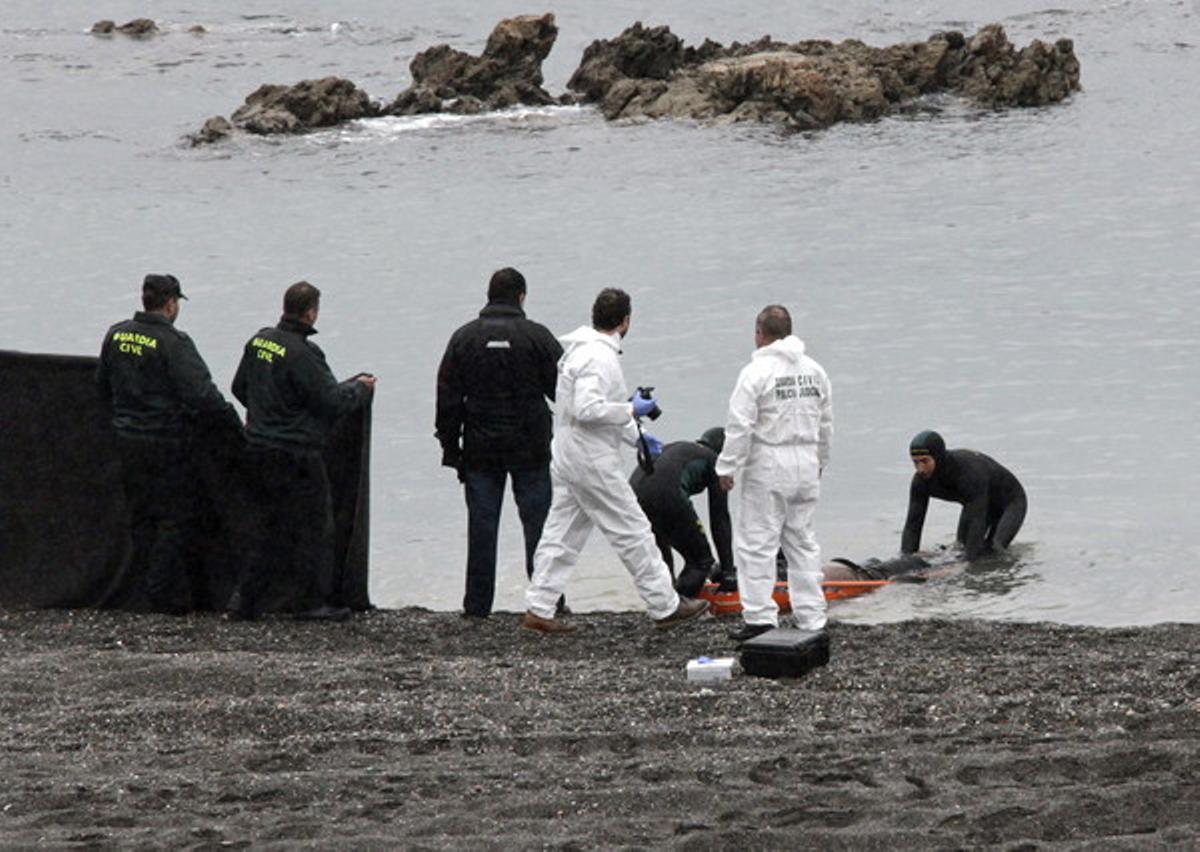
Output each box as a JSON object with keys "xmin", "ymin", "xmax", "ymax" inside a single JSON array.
[{"xmin": 0, "ymin": 608, "xmax": 1195, "ymax": 847}]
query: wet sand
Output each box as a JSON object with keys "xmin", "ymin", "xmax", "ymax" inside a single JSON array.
[{"xmin": 1, "ymin": 608, "xmax": 1196, "ymax": 848}]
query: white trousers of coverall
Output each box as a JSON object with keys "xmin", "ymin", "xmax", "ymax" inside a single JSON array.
[
  {"xmin": 735, "ymin": 449, "xmax": 827, "ymax": 631},
  {"xmin": 526, "ymin": 453, "xmax": 680, "ymax": 621}
]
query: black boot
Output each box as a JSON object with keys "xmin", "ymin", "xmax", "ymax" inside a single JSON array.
[
  {"xmin": 675, "ymin": 566, "xmax": 709, "ymax": 598},
  {"xmin": 727, "ymin": 622, "xmax": 774, "ymax": 644},
  {"xmin": 712, "ymin": 570, "xmax": 738, "ymax": 592}
]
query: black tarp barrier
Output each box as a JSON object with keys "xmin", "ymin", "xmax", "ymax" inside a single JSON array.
[{"xmin": 0, "ymin": 349, "xmax": 372, "ymax": 612}]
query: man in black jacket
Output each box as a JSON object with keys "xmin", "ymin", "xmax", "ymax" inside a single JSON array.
[
  {"xmin": 630, "ymin": 427, "xmax": 737, "ymax": 597},
  {"xmin": 902, "ymin": 430, "xmax": 1027, "ymax": 561},
  {"xmin": 97, "ymin": 273, "xmax": 241, "ymax": 613},
  {"xmin": 231, "ymin": 281, "xmax": 376, "ymax": 621},
  {"xmin": 436, "ymin": 267, "xmax": 563, "ymax": 618}
]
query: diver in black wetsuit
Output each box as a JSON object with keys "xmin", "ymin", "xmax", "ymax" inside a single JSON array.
[
  {"xmin": 630, "ymin": 427, "xmax": 737, "ymax": 597},
  {"xmin": 902, "ymin": 430, "xmax": 1027, "ymax": 561}
]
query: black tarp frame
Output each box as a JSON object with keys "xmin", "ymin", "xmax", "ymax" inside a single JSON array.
[{"xmin": 0, "ymin": 349, "xmax": 371, "ymax": 612}]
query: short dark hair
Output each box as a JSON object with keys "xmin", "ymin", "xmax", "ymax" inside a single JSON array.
[
  {"xmin": 283, "ymin": 280, "xmax": 321, "ymax": 317},
  {"xmin": 592, "ymin": 288, "xmax": 631, "ymax": 331},
  {"xmin": 488, "ymin": 267, "xmax": 526, "ymax": 302},
  {"xmin": 756, "ymin": 304, "xmax": 792, "ymax": 341}
]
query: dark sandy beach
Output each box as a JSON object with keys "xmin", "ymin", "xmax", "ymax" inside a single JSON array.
[{"xmin": 1, "ymin": 607, "xmax": 1196, "ymax": 848}]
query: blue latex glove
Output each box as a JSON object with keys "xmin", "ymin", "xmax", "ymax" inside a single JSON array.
[
  {"xmin": 641, "ymin": 432, "xmax": 663, "ymax": 458},
  {"xmin": 631, "ymin": 392, "xmax": 659, "ymax": 419}
]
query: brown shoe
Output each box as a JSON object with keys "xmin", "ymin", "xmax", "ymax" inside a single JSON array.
[
  {"xmin": 654, "ymin": 596, "xmax": 709, "ymax": 630},
  {"xmin": 521, "ymin": 610, "xmax": 575, "ymax": 634}
]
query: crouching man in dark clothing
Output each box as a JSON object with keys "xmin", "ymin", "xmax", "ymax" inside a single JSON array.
[
  {"xmin": 97, "ymin": 273, "xmax": 242, "ymax": 614},
  {"xmin": 230, "ymin": 281, "xmax": 376, "ymax": 621},
  {"xmin": 630, "ymin": 427, "xmax": 737, "ymax": 597},
  {"xmin": 902, "ymin": 430, "xmax": 1027, "ymax": 561},
  {"xmin": 436, "ymin": 267, "xmax": 563, "ymax": 618}
]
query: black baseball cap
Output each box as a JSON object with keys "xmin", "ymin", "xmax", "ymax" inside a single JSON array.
[{"xmin": 143, "ymin": 273, "xmax": 187, "ymax": 301}]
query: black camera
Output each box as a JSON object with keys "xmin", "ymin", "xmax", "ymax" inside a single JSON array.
[{"xmin": 636, "ymin": 386, "xmax": 662, "ymax": 421}]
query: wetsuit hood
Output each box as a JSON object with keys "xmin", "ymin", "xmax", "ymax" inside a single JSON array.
[
  {"xmin": 698, "ymin": 427, "xmax": 725, "ymax": 455},
  {"xmin": 910, "ymin": 430, "xmax": 947, "ymax": 465}
]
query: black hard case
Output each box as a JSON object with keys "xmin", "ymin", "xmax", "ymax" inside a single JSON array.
[{"xmin": 738, "ymin": 628, "xmax": 830, "ymax": 679}]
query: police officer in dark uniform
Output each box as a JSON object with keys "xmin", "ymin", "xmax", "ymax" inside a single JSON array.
[
  {"xmin": 230, "ymin": 281, "xmax": 376, "ymax": 621},
  {"xmin": 96, "ymin": 273, "xmax": 241, "ymax": 614},
  {"xmin": 630, "ymin": 427, "xmax": 737, "ymax": 597},
  {"xmin": 436, "ymin": 267, "xmax": 563, "ymax": 618},
  {"xmin": 902, "ymin": 430, "xmax": 1027, "ymax": 560}
]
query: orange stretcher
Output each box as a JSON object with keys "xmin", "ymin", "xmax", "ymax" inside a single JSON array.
[{"xmin": 697, "ymin": 578, "xmax": 892, "ymax": 615}]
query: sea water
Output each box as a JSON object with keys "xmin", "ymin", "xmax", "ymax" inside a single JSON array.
[{"xmin": 1, "ymin": 1, "xmax": 1197, "ymax": 625}]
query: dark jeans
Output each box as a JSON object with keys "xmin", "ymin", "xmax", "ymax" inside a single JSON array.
[
  {"xmin": 235, "ymin": 447, "xmax": 336, "ymax": 616},
  {"xmin": 647, "ymin": 501, "xmax": 716, "ymax": 597},
  {"xmin": 115, "ymin": 434, "xmax": 193, "ymax": 612},
  {"xmin": 462, "ymin": 466, "xmax": 551, "ymax": 617}
]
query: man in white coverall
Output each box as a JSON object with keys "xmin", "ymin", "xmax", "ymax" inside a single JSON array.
[
  {"xmin": 522, "ymin": 288, "xmax": 710, "ymax": 634},
  {"xmin": 717, "ymin": 304, "xmax": 833, "ymax": 642}
]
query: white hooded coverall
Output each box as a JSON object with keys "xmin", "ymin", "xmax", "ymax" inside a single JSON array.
[
  {"xmin": 716, "ymin": 335, "xmax": 832, "ymax": 630},
  {"xmin": 525, "ymin": 326, "xmax": 681, "ymax": 620}
]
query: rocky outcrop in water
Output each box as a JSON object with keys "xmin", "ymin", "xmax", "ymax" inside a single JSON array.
[
  {"xmin": 230, "ymin": 77, "xmax": 381, "ymax": 134},
  {"xmin": 189, "ymin": 15, "xmax": 560, "ymax": 144},
  {"xmin": 387, "ymin": 13, "xmax": 560, "ymax": 116},
  {"xmin": 952, "ymin": 25, "xmax": 1080, "ymax": 107},
  {"xmin": 186, "ymin": 17, "xmax": 1081, "ymax": 145},
  {"xmin": 189, "ymin": 77, "xmax": 380, "ymax": 144},
  {"xmin": 568, "ymin": 23, "xmax": 1081, "ymax": 128},
  {"xmin": 189, "ymin": 116, "xmax": 233, "ymax": 146},
  {"xmin": 91, "ymin": 18, "xmax": 158, "ymax": 37}
]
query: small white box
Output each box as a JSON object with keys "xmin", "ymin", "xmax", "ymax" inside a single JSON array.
[{"xmin": 686, "ymin": 656, "xmax": 737, "ymax": 681}]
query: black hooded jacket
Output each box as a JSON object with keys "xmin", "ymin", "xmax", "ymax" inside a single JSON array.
[
  {"xmin": 232, "ymin": 317, "xmax": 370, "ymax": 452},
  {"xmin": 629, "ymin": 440, "xmax": 735, "ymax": 572},
  {"xmin": 901, "ymin": 438, "xmax": 1026, "ymax": 560},
  {"xmin": 97, "ymin": 311, "xmax": 238, "ymax": 438},
  {"xmin": 435, "ymin": 299, "xmax": 562, "ymax": 470}
]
